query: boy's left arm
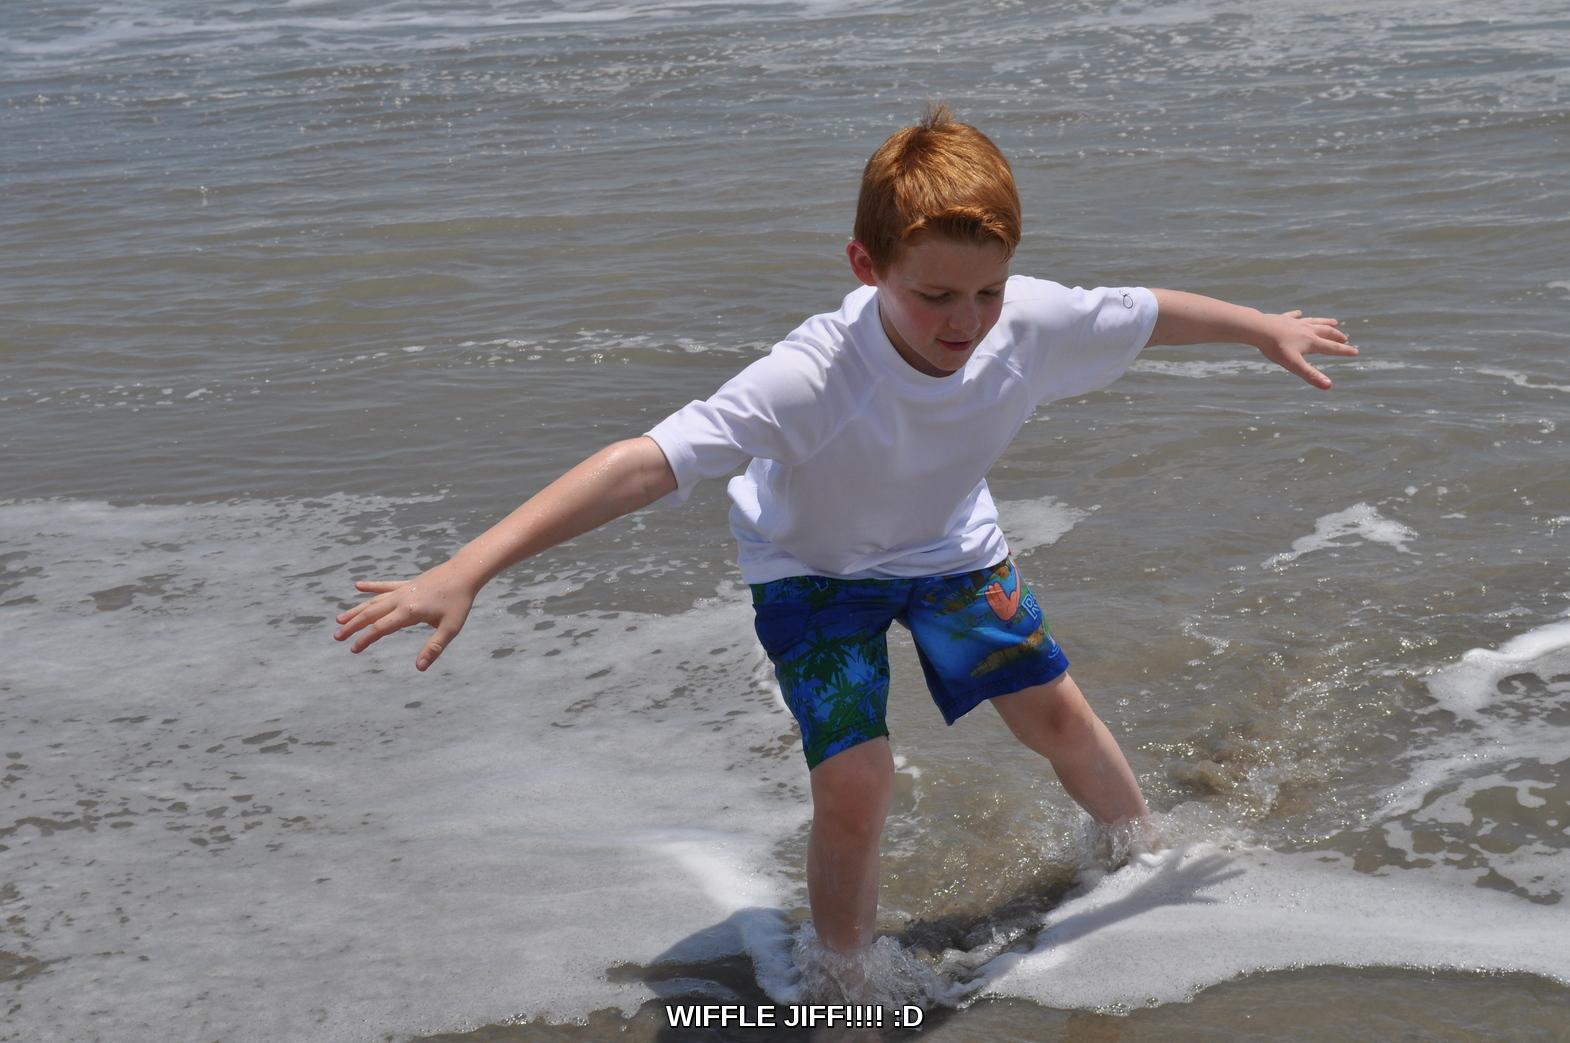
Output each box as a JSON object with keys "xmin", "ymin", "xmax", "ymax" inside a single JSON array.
[{"xmin": 1145, "ymin": 289, "xmax": 1359, "ymax": 390}]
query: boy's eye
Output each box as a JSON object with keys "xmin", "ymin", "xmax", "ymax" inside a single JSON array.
[{"xmin": 916, "ymin": 289, "xmax": 1003, "ymax": 302}]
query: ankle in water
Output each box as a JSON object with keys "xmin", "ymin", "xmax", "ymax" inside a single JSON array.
[
  {"xmin": 1075, "ymin": 812, "xmax": 1169, "ymax": 878},
  {"xmin": 792, "ymin": 923, "xmax": 954, "ymax": 1008}
]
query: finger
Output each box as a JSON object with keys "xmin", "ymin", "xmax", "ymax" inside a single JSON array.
[
  {"xmin": 337, "ymin": 581, "xmax": 403, "ymax": 625},
  {"xmin": 416, "ymin": 626, "xmax": 459, "ymax": 672},
  {"xmin": 335, "ymin": 596, "xmax": 384, "ymax": 627},
  {"xmin": 1307, "ymin": 339, "xmax": 1360, "ymax": 357},
  {"xmin": 1308, "ymin": 325, "xmax": 1347, "ymax": 343},
  {"xmin": 1272, "ymin": 344, "xmax": 1333, "ymax": 389},
  {"xmin": 350, "ymin": 609, "xmax": 414, "ymax": 654},
  {"xmin": 1282, "ymin": 309, "xmax": 1303, "ymax": 317},
  {"xmin": 1301, "ymin": 316, "xmax": 1339, "ymax": 326},
  {"xmin": 1293, "ymin": 360, "xmax": 1332, "ymax": 390},
  {"xmin": 342, "ymin": 602, "xmax": 404, "ymax": 647},
  {"xmin": 334, "ymin": 594, "xmax": 392, "ymax": 636}
]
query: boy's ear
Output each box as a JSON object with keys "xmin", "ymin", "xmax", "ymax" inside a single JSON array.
[{"xmin": 846, "ymin": 240, "xmax": 881, "ymax": 287}]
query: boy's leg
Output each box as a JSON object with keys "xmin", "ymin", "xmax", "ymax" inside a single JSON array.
[
  {"xmin": 990, "ymin": 672, "xmax": 1149, "ymax": 825},
  {"xmin": 806, "ymin": 736, "xmax": 895, "ymax": 954},
  {"xmin": 751, "ymin": 575, "xmax": 909, "ymax": 955},
  {"xmin": 904, "ymin": 560, "xmax": 1150, "ymax": 828}
]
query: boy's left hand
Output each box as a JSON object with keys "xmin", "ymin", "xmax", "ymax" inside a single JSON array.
[{"xmin": 1257, "ymin": 310, "xmax": 1359, "ymax": 390}]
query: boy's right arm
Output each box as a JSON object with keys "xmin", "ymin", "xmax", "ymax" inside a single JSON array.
[{"xmin": 333, "ymin": 436, "xmax": 677, "ymax": 672}]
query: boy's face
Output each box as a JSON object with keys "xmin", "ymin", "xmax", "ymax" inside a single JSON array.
[{"xmin": 847, "ymin": 233, "xmax": 1010, "ymax": 378}]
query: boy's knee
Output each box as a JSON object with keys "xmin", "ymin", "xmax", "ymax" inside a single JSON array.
[
  {"xmin": 996, "ymin": 676, "xmax": 1097, "ymax": 747},
  {"xmin": 810, "ymin": 739, "xmax": 893, "ymax": 838}
]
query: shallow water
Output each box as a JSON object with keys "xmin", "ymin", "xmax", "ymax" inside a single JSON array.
[{"xmin": 3, "ymin": 1, "xmax": 1569, "ymax": 1039}]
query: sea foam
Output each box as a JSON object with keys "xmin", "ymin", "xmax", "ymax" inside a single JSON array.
[
  {"xmin": 1, "ymin": 496, "xmax": 808, "ymax": 1040},
  {"xmin": 978, "ymin": 612, "xmax": 1570, "ymax": 1011},
  {"xmin": 996, "ymin": 495, "xmax": 1091, "ymax": 555},
  {"xmin": 977, "ymin": 841, "xmax": 1570, "ymax": 1012},
  {"xmin": 1263, "ymin": 502, "xmax": 1417, "ymax": 568}
]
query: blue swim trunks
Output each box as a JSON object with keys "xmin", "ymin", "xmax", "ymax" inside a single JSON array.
[{"xmin": 751, "ymin": 558, "xmax": 1070, "ymax": 769}]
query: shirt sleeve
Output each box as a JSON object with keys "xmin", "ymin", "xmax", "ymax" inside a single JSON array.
[
  {"xmin": 1010, "ymin": 279, "xmax": 1159, "ymax": 405},
  {"xmin": 644, "ymin": 341, "xmax": 836, "ymax": 506}
]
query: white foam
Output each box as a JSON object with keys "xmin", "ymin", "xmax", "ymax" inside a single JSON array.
[
  {"xmin": 1477, "ymin": 366, "xmax": 1570, "ymax": 394},
  {"xmin": 979, "ymin": 611, "xmax": 1570, "ymax": 1014},
  {"xmin": 1, "ymin": 0, "xmax": 878, "ymax": 65},
  {"xmin": 977, "ymin": 843, "xmax": 1570, "ymax": 1012},
  {"xmin": 645, "ymin": 832, "xmax": 800, "ymax": 998},
  {"xmin": 1, "ymin": 496, "xmax": 809, "ymax": 1040},
  {"xmin": 652, "ymin": 831, "xmax": 782, "ymax": 915},
  {"xmin": 1, "ymin": 8, "xmax": 647, "ymax": 60},
  {"xmin": 1131, "ymin": 358, "xmax": 1279, "ymax": 379},
  {"xmin": 1179, "ymin": 617, "xmax": 1231, "ymax": 655},
  {"xmin": 1132, "ymin": 358, "xmax": 1418, "ymax": 380},
  {"xmin": 1263, "ymin": 503, "xmax": 1417, "ymax": 568},
  {"xmin": 1375, "ymin": 613, "xmax": 1570, "ymax": 871},
  {"xmin": 1426, "ymin": 614, "xmax": 1570, "ymax": 720},
  {"xmin": 995, "ymin": 496, "xmax": 1091, "ymax": 555}
]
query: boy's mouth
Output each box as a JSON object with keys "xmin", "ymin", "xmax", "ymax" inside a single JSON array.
[{"xmin": 937, "ymin": 337, "xmax": 973, "ymax": 352}]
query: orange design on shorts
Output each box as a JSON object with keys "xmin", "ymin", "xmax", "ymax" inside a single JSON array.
[{"xmin": 983, "ymin": 581, "xmax": 1020, "ymax": 622}]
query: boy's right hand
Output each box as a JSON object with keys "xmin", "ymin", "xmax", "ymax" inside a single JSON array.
[{"xmin": 333, "ymin": 561, "xmax": 478, "ymax": 672}]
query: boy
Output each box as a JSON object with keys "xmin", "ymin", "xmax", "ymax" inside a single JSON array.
[{"xmin": 333, "ymin": 105, "xmax": 1357, "ymax": 963}]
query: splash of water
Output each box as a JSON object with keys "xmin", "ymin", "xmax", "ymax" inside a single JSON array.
[
  {"xmin": 791, "ymin": 923, "xmax": 960, "ymax": 1009},
  {"xmin": 1073, "ymin": 813, "xmax": 1169, "ymax": 886}
]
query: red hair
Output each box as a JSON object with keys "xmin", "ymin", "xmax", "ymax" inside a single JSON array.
[{"xmin": 853, "ymin": 103, "xmax": 1022, "ymax": 273}]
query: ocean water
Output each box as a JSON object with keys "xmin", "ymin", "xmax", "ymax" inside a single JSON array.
[{"xmin": 3, "ymin": 1, "xmax": 1569, "ymax": 1039}]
